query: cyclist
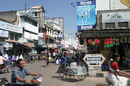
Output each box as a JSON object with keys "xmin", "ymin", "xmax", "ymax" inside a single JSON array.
[{"xmin": 60, "ymin": 52, "xmax": 69, "ymax": 67}]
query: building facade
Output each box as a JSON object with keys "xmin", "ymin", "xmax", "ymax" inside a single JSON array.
[{"xmin": 79, "ymin": 9, "xmax": 130, "ymax": 67}]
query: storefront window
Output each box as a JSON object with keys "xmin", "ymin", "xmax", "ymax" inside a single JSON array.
[
  {"xmin": 118, "ymin": 22, "xmax": 128, "ymax": 28},
  {"xmin": 105, "ymin": 23, "xmax": 115, "ymax": 28},
  {"xmin": 15, "ymin": 34, "xmax": 19, "ymax": 41}
]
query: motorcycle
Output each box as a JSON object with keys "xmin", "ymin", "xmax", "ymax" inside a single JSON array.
[
  {"xmin": 0, "ymin": 74, "xmax": 43, "ymax": 86},
  {"xmin": 0, "ymin": 61, "xmax": 10, "ymax": 73}
]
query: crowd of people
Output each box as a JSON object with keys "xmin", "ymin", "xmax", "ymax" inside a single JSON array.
[
  {"xmin": 2, "ymin": 47, "xmax": 130, "ymax": 86},
  {"xmin": 52, "ymin": 51, "xmax": 86, "ymax": 67}
]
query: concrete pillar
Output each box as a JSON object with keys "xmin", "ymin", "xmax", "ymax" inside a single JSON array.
[
  {"xmin": 115, "ymin": 22, "xmax": 118, "ymax": 29},
  {"xmin": 128, "ymin": 22, "xmax": 130, "ymax": 28},
  {"xmin": 102, "ymin": 23, "xmax": 105, "ymax": 30}
]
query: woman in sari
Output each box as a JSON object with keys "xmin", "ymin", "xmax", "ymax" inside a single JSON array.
[{"xmin": 108, "ymin": 53, "xmax": 130, "ymax": 86}]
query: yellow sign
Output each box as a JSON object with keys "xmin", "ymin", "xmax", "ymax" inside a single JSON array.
[{"xmin": 120, "ymin": 0, "xmax": 130, "ymax": 8}]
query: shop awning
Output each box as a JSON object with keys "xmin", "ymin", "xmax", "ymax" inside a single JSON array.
[
  {"xmin": 5, "ymin": 40, "xmax": 35, "ymax": 47},
  {"xmin": 23, "ymin": 43, "xmax": 35, "ymax": 47}
]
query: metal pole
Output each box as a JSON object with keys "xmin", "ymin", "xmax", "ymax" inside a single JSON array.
[{"xmin": 24, "ymin": 0, "xmax": 26, "ymax": 12}]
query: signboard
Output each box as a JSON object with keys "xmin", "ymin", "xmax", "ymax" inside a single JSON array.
[
  {"xmin": 77, "ymin": 0, "xmax": 96, "ymax": 31},
  {"xmin": 0, "ymin": 30, "xmax": 8, "ymax": 38},
  {"xmin": 46, "ymin": 17, "xmax": 64, "ymax": 30},
  {"xmin": 83, "ymin": 54, "xmax": 106, "ymax": 76},
  {"xmin": 0, "ymin": 20, "xmax": 23, "ymax": 34},
  {"xmin": 83, "ymin": 54, "xmax": 105, "ymax": 66},
  {"xmin": 38, "ymin": 36, "xmax": 44, "ymax": 45},
  {"xmin": 102, "ymin": 11, "xmax": 130, "ymax": 23}
]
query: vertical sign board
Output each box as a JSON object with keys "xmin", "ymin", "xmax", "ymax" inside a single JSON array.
[{"xmin": 77, "ymin": 0, "xmax": 96, "ymax": 31}]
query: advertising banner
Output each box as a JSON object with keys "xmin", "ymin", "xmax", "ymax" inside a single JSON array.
[
  {"xmin": 102, "ymin": 11, "xmax": 130, "ymax": 23},
  {"xmin": 0, "ymin": 20, "xmax": 23, "ymax": 34},
  {"xmin": 77, "ymin": 0, "xmax": 96, "ymax": 31},
  {"xmin": 0, "ymin": 30, "xmax": 8, "ymax": 38},
  {"xmin": 38, "ymin": 36, "xmax": 44, "ymax": 45}
]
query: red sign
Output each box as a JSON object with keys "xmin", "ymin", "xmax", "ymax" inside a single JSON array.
[{"xmin": 43, "ymin": 32, "xmax": 46, "ymax": 41}]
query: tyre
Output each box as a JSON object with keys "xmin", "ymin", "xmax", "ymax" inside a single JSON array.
[
  {"xmin": 0, "ymin": 78, "xmax": 8, "ymax": 86},
  {"xmin": 66, "ymin": 69, "xmax": 75, "ymax": 79},
  {"xmin": 58, "ymin": 66, "xmax": 64, "ymax": 78},
  {"xmin": 77, "ymin": 74, "xmax": 86, "ymax": 80}
]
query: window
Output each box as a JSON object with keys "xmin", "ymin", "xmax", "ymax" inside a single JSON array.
[
  {"xmin": 15, "ymin": 34, "xmax": 19, "ymax": 41},
  {"xmin": 105, "ymin": 23, "xmax": 115, "ymax": 28},
  {"xmin": 35, "ymin": 12, "xmax": 37, "ymax": 16},
  {"xmin": 10, "ymin": 33, "xmax": 14, "ymax": 40},
  {"xmin": 118, "ymin": 22, "xmax": 128, "ymax": 28}
]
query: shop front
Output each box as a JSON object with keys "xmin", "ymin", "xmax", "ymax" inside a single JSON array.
[{"xmin": 81, "ymin": 29, "xmax": 130, "ymax": 68}]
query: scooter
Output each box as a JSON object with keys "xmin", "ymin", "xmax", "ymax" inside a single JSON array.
[
  {"xmin": 0, "ymin": 74, "xmax": 43, "ymax": 86},
  {"xmin": 106, "ymin": 76, "xmax": 130, "ymax": 86}
]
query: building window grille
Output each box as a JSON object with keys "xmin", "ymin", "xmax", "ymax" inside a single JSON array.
[
  {"xmin": 15, "ymin": 34, "xmax": 19, "ymax": 41},
  {"xmin": 10, "ymin": 33, "xmax": 14, "ymax": 40},
  {"xmin": 105, "ymin": 23, "xmax": 115, "ymax": 28},
  {"xmin": 118, "ymin": 22, "xmax": 128, "ymax": 28}
]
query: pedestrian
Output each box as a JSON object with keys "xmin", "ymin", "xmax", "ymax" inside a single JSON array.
[
  {"xmin": 46, "ymin": 52, "xmax": 49, "ymax": 67},
  {"xmin": 0, "ymin": 52, "xmax": 7, "ymax": 71},
  {"xmin": 3, "ymin": 52, "xmax": 9, "ymax": 60},
  {"xmin": 19, "ymin": 53, "xmax": 24, "ymax": 60}
]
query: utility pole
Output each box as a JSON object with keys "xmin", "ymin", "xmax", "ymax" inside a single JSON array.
[{"xmin": 24, "ymin": 0, "xmax": 27, "ymax": 13}]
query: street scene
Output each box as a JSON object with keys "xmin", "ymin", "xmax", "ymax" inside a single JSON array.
[
  {"xmin": 0, "ymin": 60, "xmax": 107, "ymax": 86},
  {"xmin": 0, "ymin": 0, "xmax": 130, "ymax": 86}
]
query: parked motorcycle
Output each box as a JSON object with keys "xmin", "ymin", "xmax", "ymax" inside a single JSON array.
[{"xmin": 0, "ymin": 74, "xmax": 43, "ymax": 86}]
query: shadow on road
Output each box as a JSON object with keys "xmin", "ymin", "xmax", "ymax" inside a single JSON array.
[
  {"xmin": 51, "ymin": 76, "xmax": 60, "ymax": 78},
  {"xmin": 60, "ymin": 78, "xmax": 80, "ymax": 82},
  {"xmin": 51, "ymin": 76, "xmax": 80, "ymax": 82}
]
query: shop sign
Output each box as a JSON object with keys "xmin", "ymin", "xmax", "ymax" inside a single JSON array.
[
  {"xmin": 77, "ymin": 0, "xmax": 96, "ymax": 31},
  {"xmin": 38, "ymin": 36, "xmax": 44, "ymax": 45},
  {"xmin": 102, "ymin": 11, "xmax": 130, "ymax": 23},
  {"xmin": 0, "ymin": 20, "xmax": 23, "ymax": 34},
  {"xmin": 0, "ymin": 30, "xmax": 8, "ymax": 38},
  {"xmin": 24, "ymin": 31, "xmax": 38, "ymax": 40},
  {"xmin": 4, "ymin": 42, "xmax": 13, "ymax": 48},
  {"xmin": 83, "ymin": 54, "xmax": 105, "ymax": 66}
]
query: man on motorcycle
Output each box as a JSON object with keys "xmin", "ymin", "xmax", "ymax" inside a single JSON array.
[
  {"xmin": 107, "ymin": 53, "xmax": 130, "ymax": 86},
  {"xmin": 11, "ymin": 59, "xmax": 39, "ymax": 86},
  {"xmin": 0, "ymin": 52, "xmax": 7, "ymax": 67}
]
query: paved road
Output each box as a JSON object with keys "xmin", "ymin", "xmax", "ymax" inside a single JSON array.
[{"xmin": 0, "ymin": 60, "xmax": 108, "ymax": 86}]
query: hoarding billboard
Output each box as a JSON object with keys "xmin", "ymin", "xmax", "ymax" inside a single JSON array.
[
  {"xmin": 77, "ymin": 0, "xmax": 96, "ymax": 31},
  {"xmin": 102, "ymin": 11, "xmax": 130, "ymax": 23},
  {"xmin": 45, "ymin": 17, "xmax": 64, "ymax": 30},
  {"xmin": 110, "ymin": 0, "xmax": 128, "ymax": 10}
]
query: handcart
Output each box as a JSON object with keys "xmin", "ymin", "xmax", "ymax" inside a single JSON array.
[{"xmin": 58, "ymin": 63, "xmax": 87, "ymax": 80}]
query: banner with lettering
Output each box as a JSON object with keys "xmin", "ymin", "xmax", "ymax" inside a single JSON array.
[{"xmin": 77, "ymin": 0, "xmax": 96, "ymax": 31}]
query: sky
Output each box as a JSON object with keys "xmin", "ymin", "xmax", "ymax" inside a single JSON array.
[{"xmin": 0, "ymin": 0, "xmax": 82, "ymax": 35}]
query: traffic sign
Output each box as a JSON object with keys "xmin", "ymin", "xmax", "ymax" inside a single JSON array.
[{"xmin": 83, "ymin": 54, "xmax": 106, "ymax": 66}]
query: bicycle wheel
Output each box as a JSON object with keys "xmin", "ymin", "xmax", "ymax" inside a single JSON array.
[
  {"xmin": 66, "ymin": 69, "xmax": 75, "ymax": 79},
  {"xmin": 58, "ymin": 66, "xmax": 64, "ymax": 78},
  {"xmin": 77, "ymin": 74, "xmax": 86, "ymax": 80}
]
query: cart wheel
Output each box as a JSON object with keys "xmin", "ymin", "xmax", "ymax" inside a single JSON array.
[
  {"xmin": 58, "ymin": 66, "xmax": 64, "ymax": 78},
  {"xmin": 78, "ymin": 75, "xmax": 86, "ymax": 80},
  {"xmin": 66, "ymin": 69, "xmax": 75, "ymax": 79}
]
